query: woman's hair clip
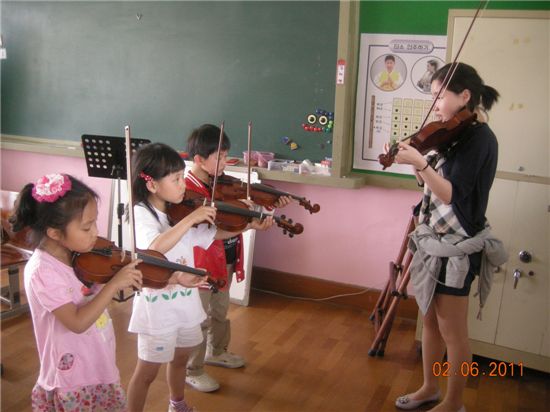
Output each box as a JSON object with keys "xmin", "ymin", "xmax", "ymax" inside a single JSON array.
[
  {"xmin": 31, "ymin": 174, "xmax": 72, "ymax": 203},
  {"xmin": 139, "ymin": 171, "xmax": 153, "ymax": 182}
]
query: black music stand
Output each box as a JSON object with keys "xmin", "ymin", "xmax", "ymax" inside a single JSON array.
[{"xmin": 81, "ymin": 134, "xmax": 150, "ymax": 302}]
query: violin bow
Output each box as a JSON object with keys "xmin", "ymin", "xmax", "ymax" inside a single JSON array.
[
  {"xmin": 210, "ymin": 121, "xmax": 225, "ymax": 207},
  {"xmin": 415, "ymin": 0, "xmax": 488, "ymax": 134},
  {"xmin": 124, "ymin": 125, "xmax": 138, "ymax": 261},
  {"xmin": 246, "ymin": 121, "xmax": 252, "ymax": 201}
]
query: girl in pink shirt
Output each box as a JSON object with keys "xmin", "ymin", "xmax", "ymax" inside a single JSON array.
[{"xmin": 10, "ymin": 174, "xmax": 143, "ymax": 411}]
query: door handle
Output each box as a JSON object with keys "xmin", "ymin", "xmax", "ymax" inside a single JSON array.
[{"xmin": 513, "ymin": 269, "xmax": 521, "ymax": 289}]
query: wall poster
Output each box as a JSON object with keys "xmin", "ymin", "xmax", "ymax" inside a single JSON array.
[{"xmin": 353, "ymin": 33, "xmax": 447, "ymax": 174}]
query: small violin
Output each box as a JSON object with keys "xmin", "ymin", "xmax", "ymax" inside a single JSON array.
[
  {"xmin": 73, "ymin": 237, "xmax": 224, "ymax": 292},
  {"xmin": 378, "ymin": 108, "xmax": 476, "ymax": 170},
  {"xmin": 167, "ymin": 191, "xmax": 304, "ymax": 238},
  {"xmin": 213, "ymin": 174, "xmax": 320, "ymax": 214}
]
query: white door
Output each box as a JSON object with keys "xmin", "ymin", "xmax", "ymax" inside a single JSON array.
[{"xmin": 449, "ymin": 10, "xmax": 550, "ymax": 354}]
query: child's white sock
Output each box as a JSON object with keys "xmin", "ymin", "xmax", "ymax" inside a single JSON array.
[{"xmin": 170, "ymin": 398, "xmax": 194, "ymax": 412}]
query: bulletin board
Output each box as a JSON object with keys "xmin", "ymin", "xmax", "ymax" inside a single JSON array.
[{"xmin": 353, "ymin": 33, "xmax": 446, "ymax": 174}]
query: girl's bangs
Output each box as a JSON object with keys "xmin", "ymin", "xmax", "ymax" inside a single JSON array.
[{"xmin": 159, "ymin": 151, "xmax": 185, "ymax": 177}]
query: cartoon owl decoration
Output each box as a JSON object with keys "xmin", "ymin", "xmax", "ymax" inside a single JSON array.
[{"xmin": 302, "ymin": 109, "xmax": 334, "ymax": 133}]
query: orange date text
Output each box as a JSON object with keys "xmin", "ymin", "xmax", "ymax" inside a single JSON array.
[{"xmin": 432, "ymin": 361, "xmax": 524, "ymax": 377}]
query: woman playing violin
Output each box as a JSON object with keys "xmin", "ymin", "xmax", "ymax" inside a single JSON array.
[{"xmin": 391, "ymin": 63, "xmax": 507, "ymax": 412}]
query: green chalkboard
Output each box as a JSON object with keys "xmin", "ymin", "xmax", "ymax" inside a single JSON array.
[{"xmin": 1, "ymin": 1, "xmax": 339, "ymax": 162}]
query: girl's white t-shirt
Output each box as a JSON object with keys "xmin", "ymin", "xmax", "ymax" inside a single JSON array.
[{"xmin": 128, "ymin": 203, "xmax": 215, "ymax": 335}]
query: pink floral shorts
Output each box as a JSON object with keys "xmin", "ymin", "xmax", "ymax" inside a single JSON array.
[{"xmin": 31, "ymin": 382, "xmax": 126, "ymax": 411}]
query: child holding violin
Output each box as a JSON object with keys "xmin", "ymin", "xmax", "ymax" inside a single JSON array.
[
  {"xmin": 390, "ymin": 63, "xmax": 507, "ymax": 412},
  {"xmin": 184, "ymin": 124, "xmax": 291, "ymax": 392},
  {"xmin": 10, "ymin": 174, "xmax": 143, "ymax": 411},
  {"xmin": 125, "ymin": 142, "xmax": 272, "ymax": 412}
]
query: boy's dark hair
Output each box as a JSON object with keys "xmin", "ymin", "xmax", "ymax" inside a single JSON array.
[
  {"xmin": 9, "ymin": 175, "xmax": 98, "ymax": 247},
  {"xmin": 131, "ymin": 142, "xmax": 185, "ymax": 220},
  {"xmin": 385, "ymin": 54, "xmax": 395, "ymax": 62},
  {"xmin": 432, "ymin": 62, "xmax": 500, "ymax": 112},
  {"xmin": 186, "ymin": 124, "xmax": 231, "ymax": 159}
]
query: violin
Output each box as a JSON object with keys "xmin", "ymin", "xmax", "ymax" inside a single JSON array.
[
  {"xmin": 73, "ymin": 237, "xmax": 223, "ymax": 292},
  {"xmin": 167, "ymin": 191, "xmax": 304, "ymax": 238},
  {"xmin": 213, "ymin": 174, "xmax": 321, "ymax": 214},
  {"xmin": 378, "ymin": 108, "xmax": 477, "ymax": 170}
]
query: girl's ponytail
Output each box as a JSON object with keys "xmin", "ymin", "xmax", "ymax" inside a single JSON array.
[
  {"xmin": 432, "ymin": 63, "xmax": 500, "ymax": 113},
  {"xmin": 9, "ymin": 183, "xmax": 38, "ymax": 232},
  {"xmin": 481, "ymin": 84, "xmax": 500, "ymax": 111}
]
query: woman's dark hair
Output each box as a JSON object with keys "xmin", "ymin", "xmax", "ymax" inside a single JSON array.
[
  {"xmin": 131, "ymin": 142, "xmax": 185, "ymax": 220},
  {"xmin": 186, "ymin": 124, "xmax": 231, "ymax": 159},
  {"xmin": 432, "ymin": 62, "xmax": 500, "ymax": 112},
  {"xmin": 9, "ymin": 175, "xmax": 98, "ymax": 247}
]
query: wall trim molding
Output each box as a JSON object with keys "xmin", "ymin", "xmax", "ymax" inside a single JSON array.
[
  {"xmin": 1, "ymin": 134, "xmax": 84, "ymax": 158},
  {"xmin": 0, "ymin": 134, "xmax": 369, "ymax": 189},
  {"xmin": 251, "ymin": 266, "xmax": 418, "ymax": 321},
  {"xmin": 4, "ymin": 134, "xmax": 546, "ymax": 187}
]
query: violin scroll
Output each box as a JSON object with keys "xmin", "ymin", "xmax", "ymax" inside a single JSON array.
[
  {"xmin": 378, "ymin": 143, "xmax": 400, "ymax": 170},
  {"xmin": 274, "ymin": 214, "xmax": 304, "ymax": 238},
  {"xmin": 299, "ymin": 199, "xmax": 320, "ymax": 214}
]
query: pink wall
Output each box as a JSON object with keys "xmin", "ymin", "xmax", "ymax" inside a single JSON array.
[
  {"xmin": 253, "ymin": 181, "xmax": 420, "ymax": 288},
  {"xmin": 1, "ymin": 149, "xmax": 421, "ymax": 288}
]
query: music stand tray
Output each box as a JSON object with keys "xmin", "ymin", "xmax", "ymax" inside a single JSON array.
[{"xmin": 81, "ymin": 134, "xmax": 150, "ymax": 302}]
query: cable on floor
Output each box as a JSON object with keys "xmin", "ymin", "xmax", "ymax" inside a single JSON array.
[{"xmin": 251, "ymin": 280, "xmax": 389, "ymax": 303}]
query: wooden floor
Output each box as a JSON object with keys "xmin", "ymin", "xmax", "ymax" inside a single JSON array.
[{"xmin": 1, "ymin": 289, "xmax": 549, "ymax": 411}]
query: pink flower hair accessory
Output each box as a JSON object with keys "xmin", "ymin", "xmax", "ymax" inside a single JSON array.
[
  {"xmin": 139, "ymin": 171, "xmax": 153, "ymax": 182},
  {"xmin": 31, "ymin": 174, "xmax": 72, "ymax": 203}
]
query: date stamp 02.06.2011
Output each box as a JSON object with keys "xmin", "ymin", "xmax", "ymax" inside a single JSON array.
[{"xmin": 432, "ymin": 361, "xmax": 524, "ymax": 378}]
